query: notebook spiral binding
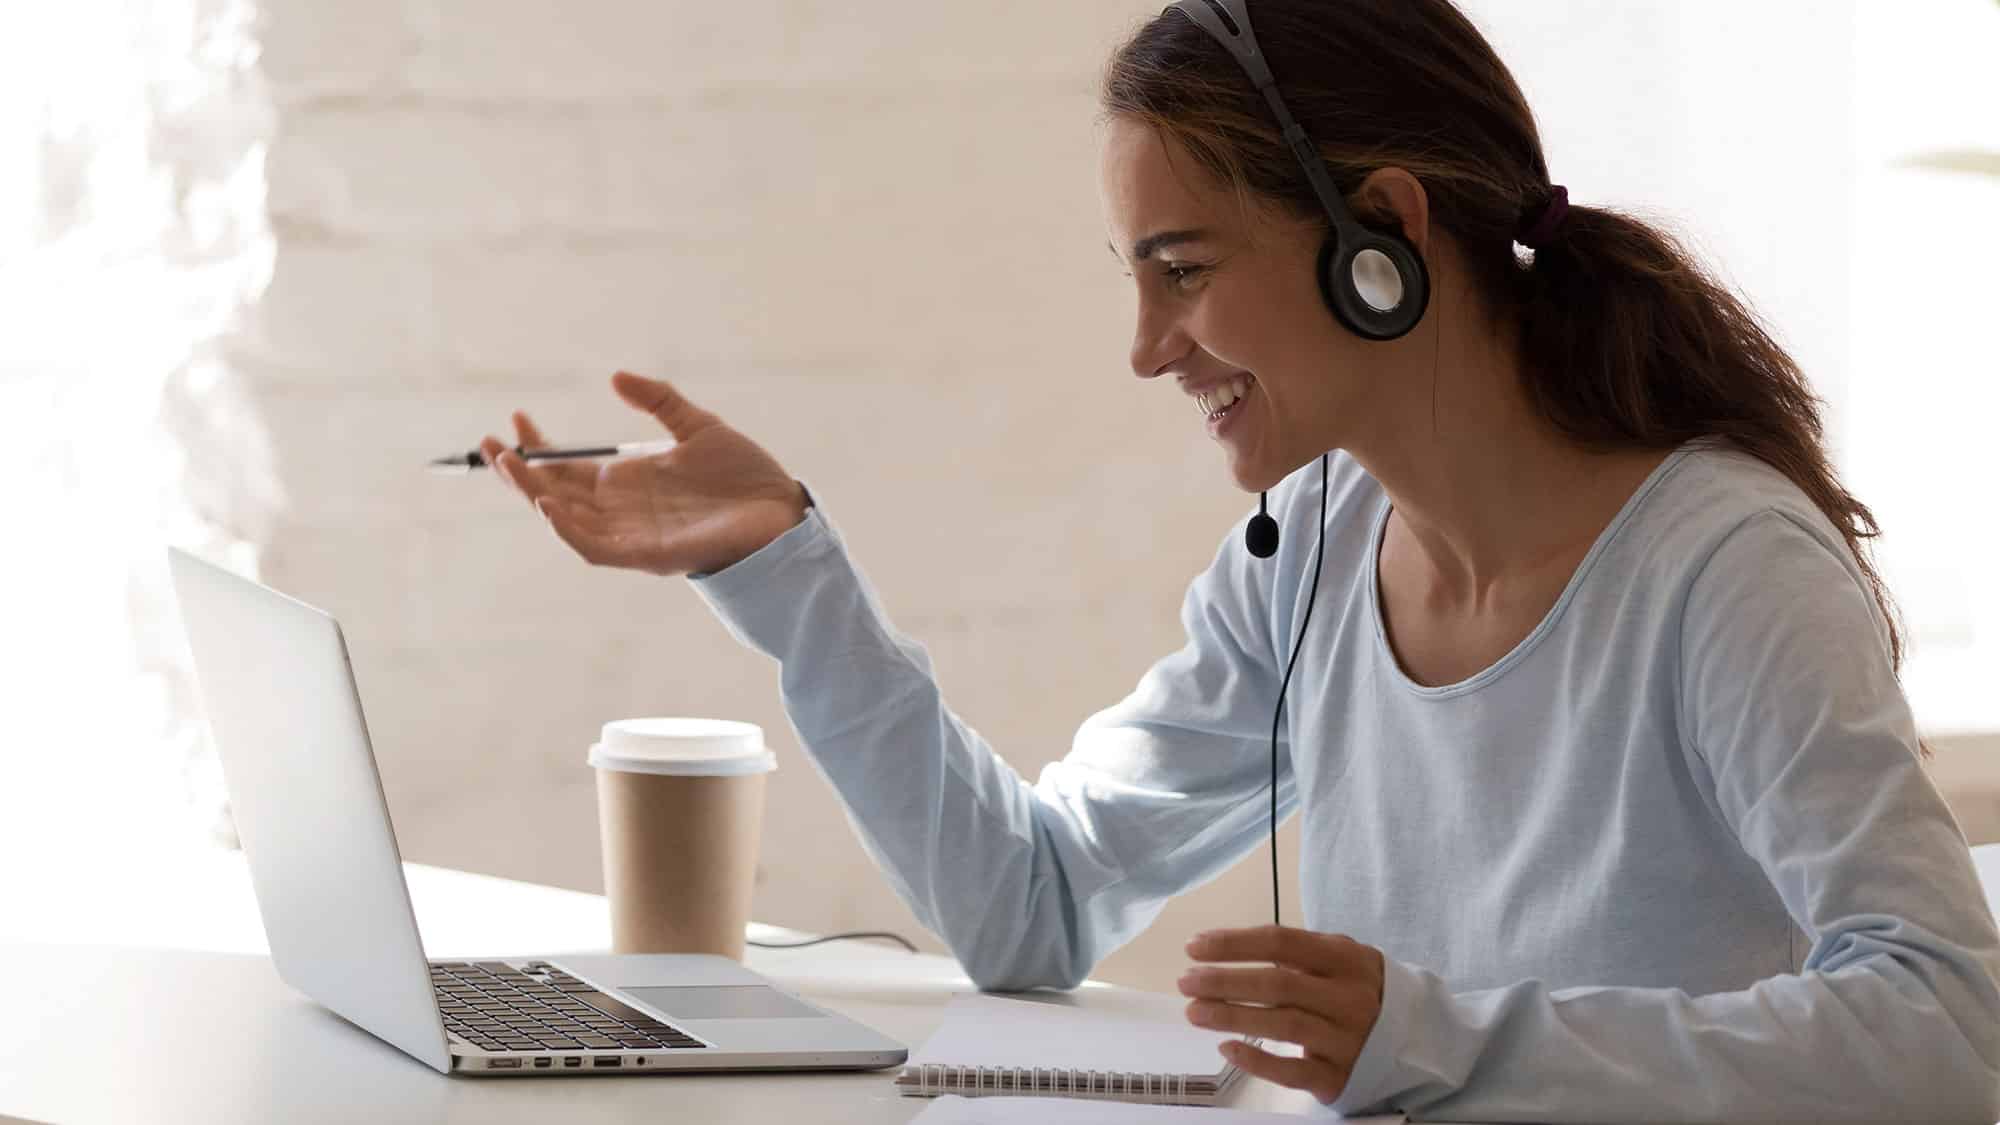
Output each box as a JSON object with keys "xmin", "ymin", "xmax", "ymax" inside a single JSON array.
[{"xmin": 912, "ymin": 1062, "xmax": 1194, "ymax": 1104}]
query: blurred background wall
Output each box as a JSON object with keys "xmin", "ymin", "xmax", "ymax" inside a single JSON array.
[{"xmin": 5, "ymin": 0, "xmax": 1997, "ymax": 991}]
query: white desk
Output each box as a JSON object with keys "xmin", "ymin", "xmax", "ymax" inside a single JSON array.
[
  {"xmin": 10, "ymin": 841, "xmax": 1996, "ymax": 1124},
  {"xmin": 0, "ymin": 844, "xmax": 1330, "ymax": 1124}
]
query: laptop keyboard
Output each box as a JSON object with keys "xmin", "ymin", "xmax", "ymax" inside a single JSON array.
[{"xmin": 430, "ymin": 960, "xmax": 707, "ymax": 1054}]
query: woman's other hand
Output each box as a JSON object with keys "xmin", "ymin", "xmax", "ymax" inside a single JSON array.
[
  {"xmin": 1179, "ymin": 925, "xmax": 1387, "ymax": 1106},
  {"xmin": 480, "ymin": 370, "xmax": 808, "ymax": 577}
]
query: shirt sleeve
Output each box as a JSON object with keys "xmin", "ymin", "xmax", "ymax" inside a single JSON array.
[
  {"xmin": 1326, "ymin": 508, "xmax": 2000, "ymax": 1122},
  {"xmin": 686, "ymin": 482, "xmax": 1301, "ymax": 991}
]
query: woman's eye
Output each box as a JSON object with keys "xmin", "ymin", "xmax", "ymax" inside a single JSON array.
[{"xmin": 1118, "ymin": 264, "xmax": 1207, "ymax": 289}]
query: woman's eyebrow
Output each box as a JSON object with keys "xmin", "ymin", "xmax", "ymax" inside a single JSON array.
[{"xmin": 1108, "ymin": 228, "xmax": 1212, "ymax": 267}]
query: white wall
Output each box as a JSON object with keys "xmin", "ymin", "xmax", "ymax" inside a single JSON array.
[
  {"xmin": 1843, "ymin": 0, "xmax": 2000, "ymax": 736},
  {"xmin": 1, "ymin": 0, "xmax": 274, "ymax": 867}
]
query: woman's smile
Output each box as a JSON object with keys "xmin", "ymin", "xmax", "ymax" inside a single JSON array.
[{"xmin": 1205, "ymin": 374, "xmax": 1257, "ymax": 440}]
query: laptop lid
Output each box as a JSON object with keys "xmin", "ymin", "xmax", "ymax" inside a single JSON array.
[{"xmin": 166, "ymin": 547, "xmax": 451, "ymax": 1074}]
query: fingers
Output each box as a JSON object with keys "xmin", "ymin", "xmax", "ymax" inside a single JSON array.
[
  {"xmin": 1217, "ymin": 1039, "xmax": 1350, "ymax": 1106},
  {"xmin": 1185, "ymin": 995, "xmax": 1341, "ymax": 1051},
  {"xmin": 480, "ymin": 434, "xmax": 504, "ymax": 465},
  {"xmin": 1180, "ymin": 962, "xmax": 1375, "ymax": 1053},
  {"xmin": 1186, "ymin": 925, "xmax": 1352, "ymax": 972},
  {"xmin": 479, "ymin": 435, "xmax": 511, "ymax": 478},
  {"xmin": 1187, "ymin": 997, "xmax": 1366, "ymax": 1099},
  {"xmin": 611, "ymin": 370, "xmax": 714, "ymax": 440},
  {"xmin": 490, "ymin": 416, "xmax": 600, "ymax": 500},
  {"xmin": 484, "ymin": 432, "xmax": 637, "ymax": 571},
  {"xmin": 480, "ymin": 436, "xmax": 548, "ymax": 505},
  {"xmin": 511, "ymin": 410, "xmax": 549, "ymax": 450},
  {"xmin": 1180, "ymin": 964, "xmax": 1341, "ymax": 1011},
  {"xmin": 482, "ymin": 433, "xmax": 607, "ymax": 516}
]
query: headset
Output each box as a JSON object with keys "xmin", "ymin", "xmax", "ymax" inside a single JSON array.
[
  {"xmin": 1168, "ymin": 0, "xmax": 1431, "ymax": 341},
  {"xmin": 1163, "ymin": 0, "xmax": 1432, "ymax": 926}
]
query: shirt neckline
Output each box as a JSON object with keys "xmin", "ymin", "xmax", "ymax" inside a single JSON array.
[{"xmin": 1366, "ymin": 443, "xmax": 1702, "ymax": 699}]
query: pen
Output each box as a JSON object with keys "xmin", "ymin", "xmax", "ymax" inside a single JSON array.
[{"xmin": 427, "ymin": 439, "xmax": 679, "ymax": 473}]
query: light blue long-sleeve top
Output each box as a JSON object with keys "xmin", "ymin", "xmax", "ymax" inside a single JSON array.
[{"xmin": 686, "ymin": 437, "xmax": 2000, "ymax": 1122}]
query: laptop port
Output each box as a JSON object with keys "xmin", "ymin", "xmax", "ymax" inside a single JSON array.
[
  {"xmin": 533, "ymin": 1058, "xmax": 552, "ymax": 1068},
  {"xmin": 563, "ymin": 1057, "xmax": 582, "ymax": 1068},
  {"xmin": 593, "ymin": 1057, "xmax": 621, "ymax": 1068},
  {"xmin": 489, "ymin": 1059, "xmax": 522, "ymax": 1069}
]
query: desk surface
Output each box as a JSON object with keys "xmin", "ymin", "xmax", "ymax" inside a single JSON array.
[
  {"xmin": 12, "ymin": 841, "xmax": 1995, "ymax": 1124},
  {"xmin": 0, "ymin": 844, "xmax": 1334, "ymax": 1124}
]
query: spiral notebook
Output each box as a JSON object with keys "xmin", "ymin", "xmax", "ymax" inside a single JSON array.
[{"xmin": 893, "ymin": 993, "xmax": 1259, "ymax": 1106}]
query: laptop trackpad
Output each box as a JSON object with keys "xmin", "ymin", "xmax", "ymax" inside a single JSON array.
[{"xmin": 620, "ymin": 985, "xmax": 828, "ymax": 1020}]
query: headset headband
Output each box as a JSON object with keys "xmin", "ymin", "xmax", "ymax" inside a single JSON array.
[
  {"xmin": 1164, "ymin": 0, "xmax": 1431, "ymax": 342},
  {"xmin": 1166, "ymin": 0, "xmax": 1358, "ymax": 235}
]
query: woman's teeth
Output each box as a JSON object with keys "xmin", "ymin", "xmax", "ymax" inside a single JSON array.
[{"xmin": 1198, "ymin": 375, "xmax": 1254, "ymax": 419}]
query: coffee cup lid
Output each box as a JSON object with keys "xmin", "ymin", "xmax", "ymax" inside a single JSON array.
[{"xmin": 587, "ymin": 718, "xmax": 776, "ymax": 777}]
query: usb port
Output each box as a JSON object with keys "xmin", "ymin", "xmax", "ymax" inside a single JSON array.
[
  {"xmin": 593, "ymin": 1057, "xmax": 621, "ymax": 1068},
  {"xmin": 533, "ymin": 1058, "xmax": 552, "ymax": 1068},
  {"xmin": 489, "ymin": 1058, "xmax": 522, "ymax": 1069}
]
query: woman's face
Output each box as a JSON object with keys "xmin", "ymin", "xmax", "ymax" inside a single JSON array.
[{"xmin": 1098, "ymin": 116, "xmax": 1396, "ymax": 493}]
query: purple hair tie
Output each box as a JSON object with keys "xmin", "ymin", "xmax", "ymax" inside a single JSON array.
[{"xmin": 1518, "ymin": 184, "xmax": 1569, "ymax": 249}]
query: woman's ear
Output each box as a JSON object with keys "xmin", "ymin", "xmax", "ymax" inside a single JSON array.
[{"xmin": 1353, "ymin": 166, "xmax": 1430, "ymax": 257}]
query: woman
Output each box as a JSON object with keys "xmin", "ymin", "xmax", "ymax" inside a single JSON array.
[{"xmin": 478, "ymin": 0, "xmax": 2000, "ymax": 1119}]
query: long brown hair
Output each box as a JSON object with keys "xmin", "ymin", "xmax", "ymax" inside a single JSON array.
[{"xmin": 1102, "ymin": 0, "xmax": 1930, "ymax": 761}]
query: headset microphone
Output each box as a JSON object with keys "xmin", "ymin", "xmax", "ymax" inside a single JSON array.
[
  {"xmin": 1167, "ymin": 0, "xmax": 1430, "ymax": 928},
  {"xmin": 1245, "ymin": 495, "xmax": 1279, "ymax": 558}
]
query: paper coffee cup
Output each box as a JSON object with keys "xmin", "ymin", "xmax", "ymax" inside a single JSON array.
[{"xmin": 588, "ymin": 718, "xmax": 775, "ymax": 959}]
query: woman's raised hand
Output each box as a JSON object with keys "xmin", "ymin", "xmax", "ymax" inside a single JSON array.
[{"xmin": 481, "ymin": 371, "xmax": 808, "ymax": 577}]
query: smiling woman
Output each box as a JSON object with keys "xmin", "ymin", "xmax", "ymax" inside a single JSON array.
[
  {"xmin": 1098, "ymin": 0, "xmax": 1923, "ymax": 711},
  {"xmin": 471, "ymin": 1, "xmax": 2000, "ymax": 1121},
  {"xmin": 1073, "ymin": 2, "xmax": 1998, "ymax": 1119}
]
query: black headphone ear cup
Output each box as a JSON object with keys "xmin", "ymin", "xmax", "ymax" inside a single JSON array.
[{"xmin": 1316, "ymin": 229, "xmax": 1431, "ymax": 341}]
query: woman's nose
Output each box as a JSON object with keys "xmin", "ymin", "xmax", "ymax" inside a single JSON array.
[{"xmin": 1129, "ymin": 300, "xmax": 1188, "ymax": 381}]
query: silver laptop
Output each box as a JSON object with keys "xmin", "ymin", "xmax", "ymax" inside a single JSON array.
[{"xmin": 166, "ymin": 546, "xmax": 909, "ymax": 1077}]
